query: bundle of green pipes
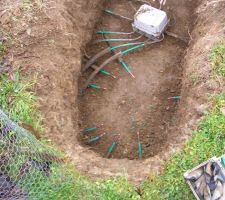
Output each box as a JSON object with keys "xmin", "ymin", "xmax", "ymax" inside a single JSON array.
[
  {"xmin": 82, "ymin": 43, "xmax": 145, "ymax": 90},
  {"xmin": 81, "ymin": 8, "xmax": 143, "ymax": 89},
  {"xmin": 81, "ymin": 125, "xmax": 143, "ymax": 159},
  {"xmin": 82, "ymin": 4, "xmax": 166, "ymax": 91},
  {"xmin": 81, "ymin": 126, "xmax": 120, "ymax": 158},
  {"xmin": 82, "ymin": 41, "xmax": 144, "ymax": 78},
  {"xmin": 81, "ymin": 126, "xmax": 106, "ymax": 143}
]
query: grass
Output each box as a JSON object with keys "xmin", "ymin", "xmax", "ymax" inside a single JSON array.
[
  {"xmin": 35, "ymin": 168, "xmax": 140, "ymax": 200},
  {"xmin": 139, "ymin": 41, "xmax": 225, "ymax": 200},
  {"xmin": 0, "ymin": 71, "xmax": 42, "ymax": 131},
  {"xmin": 141, "ymin": 94, "xmax": 225, "ymax": 199},
  {"xmin": 210, "ymin": 40, "xmax": 225, "ymax": 77}
]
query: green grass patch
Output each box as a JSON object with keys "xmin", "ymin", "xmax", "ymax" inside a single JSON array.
[
  {"xmin": 141, "ymin": 94, "xmax": 225, "ymax": 200},
  {"xmin": 17, "ymin": 164, "xmax": 140, "ymax": 200},
  {"xmin": 210, "ymin": 40, "xmax": 225, "ymax": 77},
  {"xmin": 0, "ymin": 71, "xmax": 42, "ymax": 131}
]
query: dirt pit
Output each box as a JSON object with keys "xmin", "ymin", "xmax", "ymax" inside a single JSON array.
[{"xmin": 78, "ymin": 0, "xmax": 199, "ymax": 159}]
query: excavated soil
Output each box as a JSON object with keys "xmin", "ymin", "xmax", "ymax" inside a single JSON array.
[
  {"xmin": 78, "ymin": 0, "xmax": 198, "ymax": 159},
  {"xmin": 2, "ymin": 0, "xmax": 225, "ymax": 183}
]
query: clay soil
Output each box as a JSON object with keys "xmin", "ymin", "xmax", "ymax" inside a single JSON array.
[{"xmin": 78, "ymin": 0, "xmax": 198, "ymax": 159}]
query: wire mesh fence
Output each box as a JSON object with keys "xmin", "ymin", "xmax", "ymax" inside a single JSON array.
[{"xmin": 0, "ymin": 109, "xmax": 73, "ymax": 200}]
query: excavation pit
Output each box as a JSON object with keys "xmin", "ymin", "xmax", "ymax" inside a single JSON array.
[
  {"xmin": 18, "ymin": 0, "xmax": 224, "ymax": 182},
  {"xmin": 78, "ymin": 0, "xmax": 199, "ymax": 160}
]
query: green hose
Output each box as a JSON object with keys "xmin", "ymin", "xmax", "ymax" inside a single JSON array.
[
  {"xmin": 95, "ymin": 38, "xmax": 135, "ymax": 43},
  {"xmin": 88, "ymin": 133, "xmax": 106, "ymax": 143},
  {"xmin": 104, "ymin": 9, "xmax": 113, "ymax": 15},
  {"xmin": 104, "ymin": 9, "xmax": 132, "ymax": 21},
  {"xmin": 122, "ymin": 44, "xmax": 145, "ymax": 55},
  {"xmin": 95, "ymin": 35, "xmax": 142, "ymax": 43},
  {"xmin": 172, "ymin": 96, "xmax": 181, "ymax": 100},
  {"xmin": 120, "ymin": 61, "xmax": 131, "ymax": 71},
  {"xmin": 88, "ymin": 84, "xmax": 101, "ymax": 89},
  {"xmin": 88, "ymin": 136, "xmax": 101, "ymax": 143},
  {"xmin": 82, "ymin": 127, "xmax": 97, "ymax": 133},
  {"xmin": 138, "ymin": 142, "xmax": 142, "ymax": 159},
  {"xmin": 107, "ymin": 142, "xmax": 117, "ymax": 157},
  {"xmin": 100, "ymin": 69, "xmax": 110, "ymax": 76},
  {"xmin": 96, "ymin": 31, "xmax": 135, "ymax": 35},
  {"xmin": 101, "ymin": 32, "xmax": 137, "ymax": 78},
  {"xmin": 120, "ymin": 61, "xmax": 134, "ymax": 78},
  {"xmin": 110, "ymin": 42, "xmax": 144, "ymax": 51},
  {"xmin": 96, "ymin": 39, "xmax": 126, "ymax": 43},
  {"xmin": 168, "ymin": 96, "xmax": 181, "ymax": 101},
  {"xmin": 84, "ymin": 44, "xmax": 144, "ymax": 87},
  {"xmin": 83, "ymin": 42, "xmax": 141, "ymax": 73},
  {"xmin": 97, "ymin": 31, "xmax": 116, "ymax": 35}
]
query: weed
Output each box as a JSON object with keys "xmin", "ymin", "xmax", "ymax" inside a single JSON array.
[
  {"xmin": 190, "ymin": 74, "xmax": 200, "ymax": 86},
  {"xmin": 0, "ymin": 42, "xmax": 6, "ymax": 55},
  {"xmin": 210, "ymin": 41, "xmax": 225, "ymax": 77}
]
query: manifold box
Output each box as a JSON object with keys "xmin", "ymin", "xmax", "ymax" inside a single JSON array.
[{"xmin": 132, "ymin": 4, "xmax": 169, "ymax": 38}]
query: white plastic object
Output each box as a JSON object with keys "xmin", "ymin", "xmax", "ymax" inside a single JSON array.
[{"xmin": 132, "ymin": 4, "xmax": 169, "ymax": 38}]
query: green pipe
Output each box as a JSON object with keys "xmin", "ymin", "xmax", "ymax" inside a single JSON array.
[
  {"xmin": 100, "ymin": 69, "xmax": 110, "ymax": 76},
  {"xmin": 88, "ymin": 136, "xmax": 101, "ymax": 143},
  {"xmin": 97, "ymin": 31, "xmax": 116, "ymax": 35},
  {"xmin": 104, "ymin": 9, "xmax": 132, "ymax": 21},
  {"xmin": 122, "ymin": 44, "xmax": 145, "ymax": 55},
  {"xmin": 88, "ymin": 133, "xmax": 106, "ymax": 143},
  {"xmin": 82, "ymin": 127, "xmax": 97, "ymax": 133},
  {"xmin": 110, "ymin": 42, "xmax": 144, "ymax": 51},
  {"xmin": 83, "ymin": 53, "xmax": 120, "ymax": 90},
  {"xmin": 88, "ymin": 84, "xmax": 107, "ymax": 90},
  {"xmin": 96, "ymin": 38, "xmax": 135, "ymax": 43},
  {"xmin": 138, "ymin": 142, "xmax": 142, "ymax": 159},
  {"xmin": 83, "ymin": 43, "xmax": 141, "ymax": 73},
  {"xmin": 95, "ymin": 35, "xmax": 142, "ymax": 43},
  {"xmin": 101, "ymin": 33, "xmax": 136, "ymax": 78},
  {"xmin": 168, "ymin": 96, "xmax": 181, "ymax": 100},
  {"xmin": 107, "ymin": 142, "xmax": 117, "ymax": 157},
  {"xmin": 85, "ymin": 44, "xmax": 144, "ymax": 87},
  {"xmin": 100, "ymin": 69, "xmax": 116, "ymax": 79},
  {"xmin": 88, "ymin": 84, "xmax": 101, "ymax": 89},
  {"xmin": 104, "ymin": 9, "xmax": 113, "ymax": 15},
  {"xmin": 121, "ymin": 61, "xmax": 130, "ymax": 71},
  {"xmin": 120, "ymin": 61, "xmax": 135, "ymax": 78},
  {"xmin": 96, "ymin": 31, "xmax": 134, "ymax": 35}
]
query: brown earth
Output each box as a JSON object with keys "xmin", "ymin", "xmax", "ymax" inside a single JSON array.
[
  {"xmin": 78, "ymin": 0, "xmax": 198, "ymax": 159},
  {"xmin": 0, "ymin": 0, "xmax": 225, "ymax": 183}
]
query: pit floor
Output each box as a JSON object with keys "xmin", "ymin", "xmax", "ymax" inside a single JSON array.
[{"xmin": 78, "ymin": 0, "xmax": 198, "ymax": 159}]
